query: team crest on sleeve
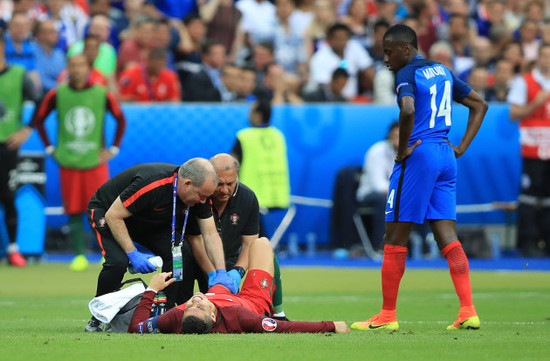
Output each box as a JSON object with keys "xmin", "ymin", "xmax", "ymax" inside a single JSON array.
[
  {"xmin": 98, "ymin": 217, "xmax": 106, "ymax": 228},
  {"xmin": 230, "ymin": 213, "xmax": 239, "ymax": 225},
  {"xmin": 262, "ymin": 318, "xmax": 277, "ymax": 332},
  {"xmin": 396, "ymin": 82, "xmax": 409, "ymax": 94},
  {"xmin": 260, "ymin": 278, "xmax": 269, "ymax": 289}
]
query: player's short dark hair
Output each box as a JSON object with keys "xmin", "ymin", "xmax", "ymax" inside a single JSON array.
[
  {"xmin": 327, "ymin": 23, "xmax": 352, "ymax": 38},
  {"xmin": 179, "ymin": 158, "xmax": 218, "ymax": 187},
  {"xmin": 384, "ymin": 24, "xmax": 418, "ymax": 50},
  {"xmin": 331, "ymin": 67, "xmax": 349, "ymax": 80},
  {"xmin": 181, "ymin": 315, "xmax": 213, "ymax": 334},
  {"xmin": 252, "ymin": 98, "xmax": 272, "ymax": 124}
]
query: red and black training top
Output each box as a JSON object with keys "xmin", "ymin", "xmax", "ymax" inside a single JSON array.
[
  {"xmin": 88, "ymin": 163, "xmax": 211, "ymax": 240},
  {"xmin": 128, "ymin": 290, "xmax": 336, "ymax": 334}
]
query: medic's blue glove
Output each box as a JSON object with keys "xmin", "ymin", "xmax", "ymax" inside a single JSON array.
[
  {"xmin": 208, "ymin": 270, "xmax": 216, "ymax": 286},
  {"xmin": 208, "ymin": 269, "xmax": 238, "ymax": 294},
  {"xmin": 227, "ymin": 269, "xmax": 243, "ymax": 292},
  {"xmin": 127, "ymin": 249, "xmax": 156, "ymax": 274}
]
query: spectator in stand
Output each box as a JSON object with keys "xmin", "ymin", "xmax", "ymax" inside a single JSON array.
[
  {"xmin": 67, "ymin": 15, "xmax": 117, "ymax": 79},
  {"xmin": 198, "ymin": 0, "xmax": 242, "ymax": 60},
  {"xmin": 235, "ymin": 0, "xmax": 277, "ymax": 47},
  {"xmin": 517, "ymin": 19, "xmax": 541, "ymax": 66},
  {"xmin": 219, "ymin": 64, "xmax": 241, "ymax": 102},
  {"xmin": 153, "ymin": 19, "xmax": 179, "ymax": 71},
  {"xmin": 248, "ymin": 41, "xmax": 275, "ymax": 91},
  {"xmin": 340, "ymin": 0, "xmax": 369, "ymax": 49},
  {"xmin": 4, "ymin": 12, "xmax": 40, "ymax": 91},
  {"xmin": 258, "ymin": 62, "xmax": 303, "ymax": 104},
  {"xmin": 458, "ymin": 36, "xmax": 495, "ymax": 82},
  {"xmin": 44, "ymin": 0, "xmax": 89, "ymax": 51},
  {"xmin": 9, "ymin": 0, "xmax": 48, "ymax": 24},
  {"xmin": 175, "ymin": 13, "xmax": 206, "ymax": 72},
  {"xmin": 522, "ymin": 0, "xmax": 546, "ymax": 24},
  {"xmin": 87, "ymin": 0, "xmax": 123, "ymax": 50},
  {"xmin": 428, "ymin": 40, "xmax": 454, "ymax": 71},
  {"xmin": 58, "ymin": 34, "xmax": 108, "ymax": 86},
  {"xmin": 375, "ymin": 0, "xmax": 401, "ymax": 24},
  {"xmin": 290, "ymin": 0, "xmax": 314, "ymax": 38},
  {"xmin": 309, "ymin": 23, "xmax": 374, "ymax": 101},
  {"xmin": 502, "ymin": 40, "xmax": 526, "ymax": 75},
  {"xmin": 33, "ymin": 19, "xmax": 66, "ymax": 96},
  {"xmin": 153, "ymin": 0, "xmax": 198, "ymax": 26},
  {"xmin": 118, "ymin": 47, "xmax": 180, "ymax": 102},
  {"xmin": 486, "ymin": 58, "xmax": 514, "ymax": 102},
  {"xmin": 407, "ymin": 0, "xmax": 439, "ymax": 56},
  {"xmin": 302, "ymin": 67, "xmax": 348, "ymax": 102},
  {"xmin": 115, "ymin": 0, "xmax": 146, "ymax": 43},
  {"xmin": 237, "ymin": 65, "xmax": 257, "ymax": 102},
  {"xmin": 448, "ymin": 14, "xmax": 473, "ymax": 77},
  {"xmin": 476, "ymin": 0, "xmax": 507, "ymax": 39},
  {"xmin": 273, "ymin": 0, "xmax": 307, "ymax": 78},
  {"xmin": 542, "ymin": 20, "xmax": 550, "ymax": 44},
  {"xmin": 368, "ymin": 19, "xmax": 390, "ymax": 68},
  {"xmin": 370, "ymin": 19, "xmax": 393, "ymax": 105},
  {"xmin": 117, "ymin": 15, "xmax": 156, "ymax": 76},
  {"xmin": 303, "ymin": 0, "xmax": 335, "ymax": 60},
  {"xmin": 181, "ymin": 41, "xmax": 226, "ymax": 102},
  {"xmin": 468, "ymin": 66, "xmax": 490, "ymax": 101}
]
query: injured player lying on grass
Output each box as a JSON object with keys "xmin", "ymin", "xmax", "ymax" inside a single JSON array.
[{"xmin": 128, "ymin": 237, "xmax": 350, "ymax": 334}]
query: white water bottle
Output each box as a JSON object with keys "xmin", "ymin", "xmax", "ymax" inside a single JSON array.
[{"xmin": 128, "ymin": 256, "xmax": 163, "ymax": 274}]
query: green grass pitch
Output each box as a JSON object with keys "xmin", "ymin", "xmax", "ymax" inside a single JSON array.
[{"xmin": 1, "ymin": 262, "xmax": 549, "ymax": 361}]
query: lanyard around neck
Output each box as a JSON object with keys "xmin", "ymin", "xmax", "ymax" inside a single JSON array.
[{"xmin": 172, "ymin": 172, "xmax": 189, "ymax": 246}]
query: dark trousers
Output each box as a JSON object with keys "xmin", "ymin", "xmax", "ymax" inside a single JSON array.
[
  {"xmin": 518, "ymin": 158, "xmax": 550, "ymax": 256},
  {"xmin": 357, "ymin": 192, "xmax": 387, "ymax": 250},
  {"xmin": 87, "ymin": 206, "xmax": 182, "ymax": 306},
  {"xmin": 0, "ymin": 144, "xmax": 18, "ymax": 244}
]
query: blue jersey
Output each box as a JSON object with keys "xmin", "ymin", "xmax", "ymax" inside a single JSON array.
[{"xmin": 395, "ymin": 56, "xmax": 471, "ymax": 144}]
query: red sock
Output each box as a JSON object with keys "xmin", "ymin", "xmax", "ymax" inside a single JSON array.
[
  {"xmin": 380, "ymin": 244, "xmax": 407, "ymax": 321},
  {"xmin": 442, "ymin": 241, "xmax": 474, "ymax": 311}
]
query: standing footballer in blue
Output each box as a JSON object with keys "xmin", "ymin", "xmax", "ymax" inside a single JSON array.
[{"xmin": 352, "ymin": 24, "xmax": 488, "ymax": 331}]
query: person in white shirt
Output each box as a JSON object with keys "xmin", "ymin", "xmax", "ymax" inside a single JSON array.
[
  {"xmin": 308, "ymin": 23, "xmax": 373, "ymax": 100},
  {"xmin": 356, "ymin": 121, "xmax": 399, "ymax": 250}
]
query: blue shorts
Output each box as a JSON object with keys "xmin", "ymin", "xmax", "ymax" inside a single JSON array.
[{"xmin": 385, "ymin": 141, "xmax": 456, "ymax": 224}]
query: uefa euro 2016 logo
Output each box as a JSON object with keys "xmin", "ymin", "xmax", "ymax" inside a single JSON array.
[
  {"xmin": 65, "ymin": 106, "xmax": 96, "ymax": 139},
  {"xmin": 261, "ymin": 318, "xmax": 277, "ymax": 332}
]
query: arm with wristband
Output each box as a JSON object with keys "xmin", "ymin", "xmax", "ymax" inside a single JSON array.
[{"xmin": 226, "ymin": 234, "xmax": 256, "ymax": 291}]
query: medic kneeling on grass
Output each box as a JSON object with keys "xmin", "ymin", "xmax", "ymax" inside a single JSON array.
[{"xmin": 128, "ymin": 237, "xmax": 350, "ymax": 334}]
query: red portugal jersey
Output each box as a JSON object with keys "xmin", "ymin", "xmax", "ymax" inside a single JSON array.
[{"xmin": 118, "ymin": 64, "xmax": 181, "ymax": 102}]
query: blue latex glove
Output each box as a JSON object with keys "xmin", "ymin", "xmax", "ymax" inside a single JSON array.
[
  {"xmin": 208, "ymin": 270, "xmax": 216, "ymax": 286},
  {"xmin": 227, "ymin": 269, "xmax": 242, "ymax": 292},
  {"xmin": 208, "ymin": 269, "xmax": 238, "ymax": 294},
  {"xmin": 127, "ymin": 249, "xmax": 156, "ymax": 274}
]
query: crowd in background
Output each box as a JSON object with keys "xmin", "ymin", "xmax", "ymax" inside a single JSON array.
[{"xmin": 1, "ymin": 0, "xmax": 550, "ymax": 105}]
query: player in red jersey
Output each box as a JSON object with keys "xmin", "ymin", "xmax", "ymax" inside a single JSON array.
[{"xmin": 129, "ymin": 237, "xmax": 350, "ymax": 334}]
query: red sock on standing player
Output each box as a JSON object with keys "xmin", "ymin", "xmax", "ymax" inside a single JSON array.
[
  {"xmin": 379, "ymin": 244, "xmax": 408, "ymax": 323},
  {"xmin": 442, "ymin": 241, "xmax": 477, "ymax": 319}
]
